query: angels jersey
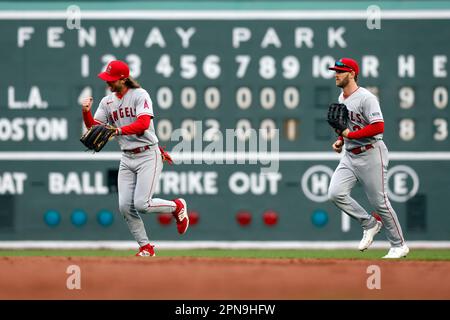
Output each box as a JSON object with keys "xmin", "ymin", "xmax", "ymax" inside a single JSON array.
[
  {"xmin": 338, "ymin": 87, "xmax": 384, "ymax": 150},
  {"xmin": 94, "ymin": 88, "xmax": 159, "ymax": 150}
]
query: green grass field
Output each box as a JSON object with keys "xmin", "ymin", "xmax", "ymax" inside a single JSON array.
[{"xmin": 1, "ymin": 249, "xmax": 450, "ymax": 260}]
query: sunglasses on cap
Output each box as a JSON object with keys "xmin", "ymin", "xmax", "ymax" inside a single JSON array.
[
  {"xmin": 334, "ymin": 61, "xmax": 352, "ymax": 69},
  {"xmin": 335, "ymin": 61, "xmax": 353, "ymax": 70}
]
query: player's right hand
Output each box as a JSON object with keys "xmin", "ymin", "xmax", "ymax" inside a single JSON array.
[
  {"xmin": 332, "ymin": 139, "xmax": 344, "ymax": 153},
  {"xmin": 81, "ymin": 97, "xmax": 93, "ymax": 112}
]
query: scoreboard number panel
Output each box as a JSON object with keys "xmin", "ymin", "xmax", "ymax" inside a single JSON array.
[
  {"xmin": 0, "ymin": 19, "xmax": 450, "ymax": 151},
  {"xmin": 2, "ymin": 18, "xmax": 449, "ymax": 151}
]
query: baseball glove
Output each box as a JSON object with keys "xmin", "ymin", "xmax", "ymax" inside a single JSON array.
[
  {"xmin": 80, "ymin": 124, "xmax": 116, "ymax": 152},
  {"xmin": 327, "ymin": 103, "xmax": 349, "ymax": 135}
]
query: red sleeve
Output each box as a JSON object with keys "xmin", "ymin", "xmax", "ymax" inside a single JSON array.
[
  {"xmin": 337, "ymin": 136, "xmax": 344, "ymax": 141},
  {"xmin": 118, "ymin": 115, "xmax": 151, "ymax": 136},
  {"xmin": 82, "ymin": 110, "xmax": 101, "ymax": 129},
  {"xmin": 347, "ymin": 122, "xmax": 384, "ymax": 139}
]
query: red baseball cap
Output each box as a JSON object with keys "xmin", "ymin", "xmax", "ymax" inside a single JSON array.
[
  {"xmin": 98, "ymin": 60, "xmax": 130, "ymax": 82},
  {"xmin": 329, "ymin": 58, "xmax": 359, "ymax": 75}
]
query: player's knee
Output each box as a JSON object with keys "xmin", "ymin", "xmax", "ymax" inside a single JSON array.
[
  {"xmin": 118, "ymin": 202, "xmax": 131, "ymax": 215},
  {"xmin": 133, "ymin": 199, "xmax": 148, "ymax": 213},
  {"xmin": 328, "ymin": 187, "xmax": 345, "ymax": 203}
]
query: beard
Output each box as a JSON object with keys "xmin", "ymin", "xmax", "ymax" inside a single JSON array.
[
  {"xmin": 108, "ymin": 83, "xmax": 121, "ymax": 92},
  {"xmin": 337, "ymin": 75, "xmax": 350, "ymax": 88}
]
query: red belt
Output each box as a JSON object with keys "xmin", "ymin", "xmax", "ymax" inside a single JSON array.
[
  {"xmin": 124, "ymin": 145, "xmax": 152, "ymax": 154},
  {"xmin": 349, "ymin": 144, "xmax": 374, "ymax": 155}
]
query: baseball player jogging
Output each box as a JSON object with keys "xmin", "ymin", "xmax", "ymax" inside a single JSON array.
[
  {"xmin": 327, "ymin": 58, "xmax": 409, "ymax": 258},
  {"xmin": 81, "ymin": 60, "xmax": 189, "ymax": 257}
]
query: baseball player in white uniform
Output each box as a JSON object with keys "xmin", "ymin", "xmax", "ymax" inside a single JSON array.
[
  {"xmin": 81, "ymin": 60, "xmax": 189, "ymax": 257},
  {"xmin": 328, "ymin": 58, "xmax": 409, "ymax": 258}
]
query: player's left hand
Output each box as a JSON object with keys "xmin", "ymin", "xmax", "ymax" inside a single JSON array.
[{"xmin": 159, "ymin": 146, "xmax": 174, "ymax": 165}]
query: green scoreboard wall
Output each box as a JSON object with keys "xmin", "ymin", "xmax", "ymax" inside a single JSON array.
[{"xmin": 0, "ymin": 3, "xmax": 449, "ymax": 241}]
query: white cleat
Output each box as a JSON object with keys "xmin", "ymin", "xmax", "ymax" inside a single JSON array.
[
  {"xmin": 358, "ymin": 221, "xmax": 382, "ymax": 251},
  {"xmin": 382, "ymin": 244, "xmax": 410, "ymax": 259}
]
